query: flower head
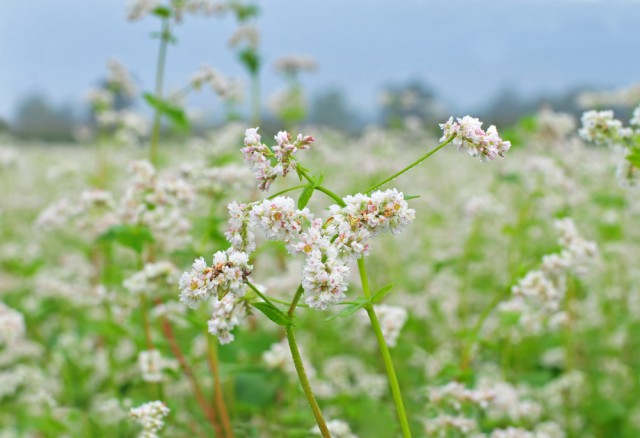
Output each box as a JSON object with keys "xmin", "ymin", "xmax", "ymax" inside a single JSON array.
[{"xmin": 440, "ymin": 116, "xmax": 511, "ymax": 161}]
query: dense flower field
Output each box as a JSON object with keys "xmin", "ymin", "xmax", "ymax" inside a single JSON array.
[{"xmin": 2, "ymin": 1, "xmax": 640, "ymax": 437}]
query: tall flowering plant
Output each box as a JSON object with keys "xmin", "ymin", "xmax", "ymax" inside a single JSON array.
[{"xmin": 179, "ymin": 117, "xmax": 511, "ymax": 437}]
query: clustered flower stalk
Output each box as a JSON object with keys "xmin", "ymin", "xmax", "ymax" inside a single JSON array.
[{"xmin": 179, "ymin": 118, "xmax": 510, "ymax": 436}]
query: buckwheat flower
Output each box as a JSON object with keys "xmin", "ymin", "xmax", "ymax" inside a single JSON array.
[
  {"xmin": 371, "ymin": 304, "xmax": 408, "ymax": 347},
  {"xmin": 126, "ymin": 0, "xmax": 159, "ymax": 21},
  {"xmin": 241, "ymin": 127, "xmax": 278, "ymax": 190},
  {"xmin": 428, "ymin": 382, "xmax": 496, "ymax": 410},
  {"xmin": 0, "ymin": 302, "xmax": 25, "ymax": 345},
  {"xmin": 250, "ymin": 197, "xmax": 312, "ymax": 242},
  {"xmin": 311, "ymin": 419, "xmax": 358, "ymax": 438},
  {"xmin": 578, "ymin": 110, "xmax": 632, "ymax": 146},
  {"xmin": 86, "ymin": 88, "xmax": 114, "ymax": 111},
  {"xmin": 271, "ymin": 131, "xmax": 314, "ymax": 177},
  {"xmin": 423, "ymin": 415, "xmax": 477, "ymax": 436},
  {"xmin": 275, "ymin": 55, "xmax": 318, "ymax": 75},
  {"xmin": 228, "ymin": 25, "xmax": 259, "ymax": 49},
  {"xmin": 287, "ymin": 218, "xmax": 330, "ymax": 255},
  {"xmin": 303, "ymin": 245, "xmax": 350, "ymax": 310},
  {"xmin": 179, "ymin": 250, "xmax": 252, "ymax": 308},
  {"xmin": 511, "ymin": 271, "xmax": 561, "ymax": 310},
  {"xmin": 440, "ymin": 116, "xmax": 511, "ymax": 161},
  {"xmin": 208, "ymin": 293, "xmax": 248, "ymax": 345},
  {"xmin": 129, "ymin": 401, "xmax": 170, "ymax": 438},
  {"xmin": 263, "ymin": 338, "xmax": 317, "ymax": 379},
  {"xmin": 138, "ymin": 349, "xmax": 164, "ymax": 382},
  {"xmin": 106, "ymin": 59, "xmax": 137, "ymax": 98},
  {"xmin": 124, "ymin": 261, "xmax": 178, "ymax": 296},
  {"xmin": 225, "ymin": 201, "xmax": 256, "ymax": 252}
]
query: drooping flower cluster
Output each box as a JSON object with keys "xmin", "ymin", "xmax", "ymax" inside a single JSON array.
[
  {"xmin": 190, "ymin": 64, "xmax": 243, "ymax": 101},
  {"xmin": 178, "ymin": 250, "xmax": 252, "ymax": 308},
  {"xmin": 302, "ymin": 243, "xmax": 351, "ymax": 310},
  {"xmin": 124, "ymin": 261, "xmax": 178, "ymax": 296},
  {"xmin": 241, "ymin": 127, "xmax": 314, "ymax": 190},
  {"xmin": 440, "ymin": 116, "xmax": 511, "ymax": 162},
  {"xmin": 129, "ymin": 401, "xmax": 170, "ymax": 438},
  {"xmin": 0, "ymin": 302, "xmax": 25, "ymax": 345},
  {"xmin": 207, "ymin": 293, "xmax": 249, "ymax": 344},
  {"xmin": 499, "ymin": 218, "xmax": 597, "ymax": 333}
]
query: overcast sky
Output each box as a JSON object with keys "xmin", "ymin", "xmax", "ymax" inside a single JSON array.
[{"xmin": 1, "ymin": 0, "xmax": 640, "ymax": 119}]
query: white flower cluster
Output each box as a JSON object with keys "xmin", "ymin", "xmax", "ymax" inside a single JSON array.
[
  {"xmin": 228, "ymin": 25, "xmax": 259, "ymax": 49},
  {"xmin": 0, "ymin": 302, "xmax": 25, "ymax": 345},
  {"xmin": 178, "ymin": 250, "xmax": 252, "ymax": 308},
  {"xmin": 429, "ymin": 382, "xmax": 496, "ymax": 410},
  {"xmin": 364, "ymin": 304, "xmax": 408, "ymax": 347},
  {"xmin": 274, "ymin": 55, "xmax": 318, "ymax": 75},
  {"xmin": 535, "ymin": 107, "xmax": 577, "ymax": 142},
  {"xmin": 124, "ymin": 262, "xmax": 178, "ymax": 296},
  {"xmin": 320, "ymin": 356, "xmax": 387, "ymax": 400},
  {"xmin": 241, "ymin": 127, "xmax": 314, "ymax": 191},
  {"xmin": 207, "ymin": 293, "xmax": 248, "ymax": 344},
  {"xmin": 129, "ymin": 400, "xmax": 170, "ymax": 438},
  {"xmin": 578, "ymin": 110, "xmax": 632, "ymax": 146},
  {"xmin": 120, "ymin": 160, "xmax": 195, "ymax": 250},
  {"xmin": 249, "ymin": 197, "xmax": 312, "ymax": 242},
  {"xmin": 36, "ymin": 189, "xmax": 118, "ymax": 237},
  {"xmin": 97, "ymin": 110, "xmax": 149, "ymax": 146},
  {"xmin": 577, "ymin": 83, "xmax": 640, "ymax": 108},
  {"xmin": 219, "ymin": 189, "xmax": 414, "ymax": 310},
  {"xmin": 127, "ymin": 0, "xmax": 223, "ymax": 22},
  {"xmin": 138, "ymin": 349, "xmax": 165, "ymax": 383},
  {"xmin": 106, "ymin": 59, "xmax": 137, "ymax": 98},
  {"xmin": 263, "ymin": 338, "xmax": 316, "ymax": 380},
  {"xmin": 499, "ymin": 218, "xmax": 597, "ymax": 333},
  {"xmin": 440, "ymin": 116, "xmax": 511, "ymax": 162},
  {"xmin": 190, "ymin": 64, "xmax": 243, "ymax": 100},
  {"xmin": 424, "ymin": 415, "xmax": 478, "ymax": 436},
  {"xmin": 311, "ymin": 419, "xmax": 358, "ymax": 438}
]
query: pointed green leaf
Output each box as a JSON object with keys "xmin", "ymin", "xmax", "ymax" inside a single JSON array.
[
  {"xmin": 315, "ymin": 172, "xmax": 324, "ymax": 186},
  {"xmin": 298, "ymin": 184, "xmax": 315, "ymax": 209},
  {"xmin": 371, "ymin": 284, "xmax": 394, "ymax": 303},
  {"xmin": 404, "ymin": 194, "xmax": 421, "ymax": 200},
  {"xmin": 325, "ymin": 299, "xmax": 367, "ymax": 321},
  {"xmin": 252, "ymin": 302, "xmax": 291, "ymax": 327},
  {"xmin": 144, "ymin": 93, "xmax": 190, "ymax": 131}
]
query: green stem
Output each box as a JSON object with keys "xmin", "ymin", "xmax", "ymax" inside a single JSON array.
[
  {"xmin": 357, "ymin": 258, "xmax": 412, "ymax": 438},
  {"xmin": 285, "ymin": 285, "xmax": 330, "ymax": 437},
  {"xmin": 207, "ymin": 335, "xmax": 234, "ymax": 438},
  {"xmin": 298, "ymin": 168, "xmax": 345, "ymax": 206},
  {"xmin": 365, "ymin": 136, "xmax": 454, "ymax": 193},
  {"xmin": 246, "ymin": 281, "xmax": 282, "ymax": 313},
  {"xmin": 251, "ymin": 72, "xmax": 260, "ymax": 126},
  {"xmin": 149, "ymin": 18, "xmax": 170, "ymax": 166},
  {"xmin": 268, "ymin": 184, "xmax": 308, "ymax": 200}
]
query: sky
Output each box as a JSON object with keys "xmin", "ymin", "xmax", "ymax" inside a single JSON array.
[{"xmin": 1, "ymin": 0, "xmax": 640, "ymax": 119}]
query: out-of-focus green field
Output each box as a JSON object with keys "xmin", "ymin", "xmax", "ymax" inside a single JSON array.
[{"xmin": 1, "ymin": 113, "xmax": 640, "ymax": 437}]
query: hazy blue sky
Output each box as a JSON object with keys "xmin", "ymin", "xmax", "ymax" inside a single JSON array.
[{"xmin": 2, "ymin": 0, "xmax": 640, "ymax": 119}]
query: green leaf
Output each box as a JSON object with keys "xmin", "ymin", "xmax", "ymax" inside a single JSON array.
[
  {"xmin": 325, "ymin": 299, "xmax": 367, "ymax": 321},
  {"xmin": 404, "ymin": 194, "xmax": 420, "ymax": 200},
  {"xmin": 238, "ymin": 48, "xmax": 261, "ymax": 75},
  {"xmin": 98, "ymin": 225, "xmax": 154, "ymax": 254},
  {"xmin": 371, "ymin": 284, "xmax": 394, "ymax": 303},
  {"xmin": 251, "ymin": 302, "xmax": 291, "ymax": 327},
  {"xmin": 627, "ymin": 149, "xmax": 640, "ymax": 167},
  {"xmin": 143, "ymin": 93, "xmax": 190, "ymax": 131},
  {"xmin": 297, "ymin": 184, "xmax": 315, "ymax": 209},
  {"xmin": 315, "ymin": 172, "xmax": 324, "ymax": 186},
  {"xmin": 152, "ymin": 6, "xmax": 172, "ymax": 18}
]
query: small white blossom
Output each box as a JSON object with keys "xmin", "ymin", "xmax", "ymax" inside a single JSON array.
[
  {"xmin": 371, "ymin": 304, "xmax": 408, "ymax": 347},
  {"xmin": 179, "ymin": 250, "xmax": 252, "ymax": 308},
  {"xmin": 440, "ymin": 116, "xmax": 511, "ymax": 161},
  {"xmin": 129, "ymin": 401, "xmax": 170, "ymax": 438},
  {"xmin": 250, "ymin": 197, "xmax": 312, "ymax": 242},
  {"xmin": 0, "ymin": 302, "xmax": 25, "ymax": 345},
  {"xmin": 302, "ymin": 245, "xmax": 350, "ymax": 310},
  {"xmin": 208, "ymin": 293, "xmax": 248, "ymax": 345},
  {"xmin": 311, "ymin": 419, "xmax": 358, "ymax": 438},
  {"xmin": 578, "ymin": 110, "xmax": 632, "ymax": 146},
  {"xmin": 138, "ymin": 350, "xmax": 164, "ymax": 383}
]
